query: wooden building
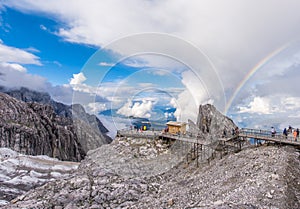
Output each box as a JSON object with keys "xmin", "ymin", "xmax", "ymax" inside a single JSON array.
[{"xmin": 166, "ymin": 121, "xmax": 187, "ymax": 135}]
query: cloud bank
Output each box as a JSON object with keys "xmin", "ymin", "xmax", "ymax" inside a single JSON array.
[
  {"xmin": 2, "ymin": 0, "xmax": 300, "ymax": 130},
  {"xmin": 117, "ymin": 100, "xmax": 154, "ymax": 118}
]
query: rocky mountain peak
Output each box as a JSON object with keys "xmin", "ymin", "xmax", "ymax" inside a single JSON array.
[
  {"xmin": 196, "ymin": 104, "xmax": 237, "ymax": 138},
  {"xmin": 0, "ymin": 88, "xmax": 112, "ymax": 161},
  {"xmin": 1, "ymin": 101, "xmax": 299, "ymax": 208},
  {"xmin": 3, "ymin": 87, "xmax": 52, "ymax": 104},
  {"xmin": 0, "ymin": 92, "xmax": 85, "ymax": 161}
]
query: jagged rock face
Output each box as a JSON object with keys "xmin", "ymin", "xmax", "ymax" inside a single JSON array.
[
  {"xmin": 2, "ymin": 87, "xmax": 71, "ymax": 118},
  {"xmin": 3, "ymin": 87, "xmax": 52, "ymax": 104},
  {"xmin": 72, "ymin": 104, "xmax": 112, "ymax": 152},
  {"xmin": 2, "ymin": 102, "xmax": 300, "ymax": 208},
  {"xmin": 196, "ymin": 104, "xmax": 237, "ymax": 138},
  {"xmin": 2, "ymin": 87, "xmax": 109, "ymax": 132},
  {"xmin": 1, "ymin": 87, "xmax": 112, "ymax": 153},
  {"xmin": 0, "ymin": 93, "xmax": 85, "ymax": 161}
]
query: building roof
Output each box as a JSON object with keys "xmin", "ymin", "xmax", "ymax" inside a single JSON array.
[{"xmin": 166, "ymin": 121, "xmax": 187, "ymax": 127}]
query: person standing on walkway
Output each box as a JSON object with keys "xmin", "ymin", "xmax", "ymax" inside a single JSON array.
[
  {"xmin": 283, "ymin": 128, "xmax": 288, "ymax": 139},
  {"xmin": 297, "ymin": 128, "xmax": 299, "ymax": 139},
  {"xmin": 293, "ymin": 129, "xmax": 297, "ymax": 141},
  {"xmin": 271, "ymin": 127, "xmax": 276, "ymax": 137},
  {"xmin": 288, "ymin": 125, "xmax": 292, "ymax": 133}
]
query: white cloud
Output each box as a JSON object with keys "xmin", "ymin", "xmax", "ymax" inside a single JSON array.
[
  {"xmin": 98, "ymin": 114, "xmax": 131, "ymax": 138},
  {"xmin": 40, "ymin": 24, "xmax": 47, "ymax": 31},
  {"xmin": 282, "ymin": 97, "xmax": 300, "ymax": 110},
  {"xmin": 170, "ymin": 98, "xmax": 178, "ymax": 108},
  {"xmin": 0, "ymin": 62, "xmax": 47, "ymax": 90},
  {"xmin": 170, "ymin": 70, "xmax": 212, "ymax": 122},
  {"xmin": 0, "ymin": 62, "xmax": 27, "ymax": 72},
  {"xmin": 137, "ymin": 83, "xmax": 156, "ymax": 88},
  {"xmin": 237, "ymin": 94, "xmax": 299, "ymax": 116},
  {"xmin": 0, "ymin": 43, "xmax": 41, "ymax": 65},
  {"xmin": 1, "ymin": 1, "xmax": 299, "ymax": 86},
  {"xmin": 3, "ymin": 0, "xmax": 300, "ymax": 129},
  {"xmin": 239, "ymin": 97, "xmax": 272, "ymax": 115},
  {"xmin": 85, "ymin": 102, "xmax": 107, "ymax": 114},
  {"xmin": 6, "ymin": 1, "xmax": 300, "ymax": 80},
  {"xmin": 69, "ymin": 72, "xmax": 86, "ymax": 85},
  {"xmin": 24, "ymin": 47, "xmax": 40, "ymax": 53},
  {"xmin": 98, "ymin": 62, "xmax": 114, "ymax": 67},
  {"xmin": 147, "ymin": 69, "xmax": 170, "ymax": 76},
  {"xmin": 53, "ymin": 61, "xmax": 62, "ymax": 67},
  {"xmin": 117, "ymin": 99, "xmax": 153, "ymax": 118}
]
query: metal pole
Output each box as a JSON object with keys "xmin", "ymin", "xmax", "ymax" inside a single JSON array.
[{"xmin": 196, "ymin": 143, "xmax": 199, "ymax": 167}]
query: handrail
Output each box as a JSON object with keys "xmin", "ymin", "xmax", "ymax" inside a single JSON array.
[
  {"xmin": 117, "ymin": 128, "xmax": 300, "ymax": 146},
  {"xmin": 239, "ymin": 128, "xmax": 297, "ymax": 142}
]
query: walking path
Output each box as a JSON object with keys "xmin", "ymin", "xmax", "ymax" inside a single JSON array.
[
  {"xmin": 117, "ymin": 127, "xmax": 300, "ymax": 168},
  {"xmin": 238, "ymin": 128, "xmax": 300, "ymax": 146},
  {"xmin": 118, "ymin": 128, "xmax": 300, "ymax": 146}
]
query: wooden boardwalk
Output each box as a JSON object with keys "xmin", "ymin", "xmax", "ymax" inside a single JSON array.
[
  {"xmin": 117, "ymin": 130, "xmax": 215, "ymax": 145},
  {"xmin": 117, "ymin": 127, "xmax": 300, "ymax": 167},
  {"xmin": 118, "ymin": 128, "xmax": 300, "ymax": 147},
  {"xmin": 117, "ymin": 129, "xmax": 239, "ymax": 167}
]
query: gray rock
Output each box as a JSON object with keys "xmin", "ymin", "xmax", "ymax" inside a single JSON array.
[
  {"xmin": 196, "ymin": 104, "xmax": 237, "ymax": 138},
  {"xmin": 0, "ymin": 93, "xmax": 85, "ymax": 161},
  {"xmin": 1, "ymin": 87, "xmax": 112, "ymax": 152},
  {"xmin": 0, "ymin": 89, "xmax": 112, "ymax": 161},
  {"xmin": 2, "ymin": 105, "xmax": 300, "ymax": 209}
]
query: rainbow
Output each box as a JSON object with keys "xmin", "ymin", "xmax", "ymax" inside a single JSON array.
[{"xmin": 225, "ymin": 43, "xmax": 291, "ymax": 115}]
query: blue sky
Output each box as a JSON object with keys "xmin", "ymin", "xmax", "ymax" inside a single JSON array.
[
  {"xmin": 0, "ymin": 8, "xmax": 97, "ymax": 85},
  {"xmin": 0, "ymin": 8, "xmax": 184, "ymax": 88},
  {"xmin": 1, "ymin": 0, "xmax": 300, "ymax": 132}
]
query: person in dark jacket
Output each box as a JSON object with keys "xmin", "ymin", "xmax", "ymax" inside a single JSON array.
[{"xmin": 283, "ymin": 128, "xmax": 288, "ymax": 139}]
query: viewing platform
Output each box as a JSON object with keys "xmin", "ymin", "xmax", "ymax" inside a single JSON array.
[
  {"xmin": 117, "ymin": 129, "xmax": 215, "ymax": 145},
  {"xmin": 117, "ymin": 128, "xmax": 300, "ymax": 147},
  {"xmin": 239, "ymin": 128, "xmax": 300, "ymax": 146},
  {"xmin": 117, "ymin": 127, "xmax": 300, "ymax": 168}
]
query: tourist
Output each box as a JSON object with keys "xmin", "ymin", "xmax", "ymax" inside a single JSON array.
[
  {"xmin": 297, "ymin": 128, "xmax": 299, "ymax": 139},
  {"xmin": 271, "ymin": 127, "xmax": 276, "ymax": 137},
  {"xmin": 288, "ymin": 125, "xmax": 292, "ymax": 133},
  {"xmin": 283, "ymin": 128, "xmax": 288, "ymax": 139},
  {"xmin": 293, "ymin": 129, "xmax": 297, "ymax": 141}
]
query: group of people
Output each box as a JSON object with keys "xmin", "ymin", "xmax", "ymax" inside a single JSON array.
[{"xmin": 282, "ymin": 126, "xmax": 299, "ymax": 141}]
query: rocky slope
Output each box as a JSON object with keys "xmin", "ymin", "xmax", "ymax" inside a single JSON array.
[
  {"xmin": 3, "ymin": 141, "xmax": 300, "ymax": 208},
  {"xmin": 0, "ymin": 148, "xmax": 79, "ymax": 206},
  {"xmin": 0, "ymin": 92, "xmax": 85, "ymax": 161},
  {"xmin": 1, "ymin": 87, "xmax": 112, "ymax": 152},
  {"xmin": 71, "ymin": 104, "xmax": 112, "ymax": 152},
  {"xmin": 2, "ymin": 104, "xmax": 300, "ymax": 208}
]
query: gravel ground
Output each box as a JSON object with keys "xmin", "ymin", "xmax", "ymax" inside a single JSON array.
[{"xmin": 2, "ymin": 138, "xmax": 300, "ymax": 209}]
